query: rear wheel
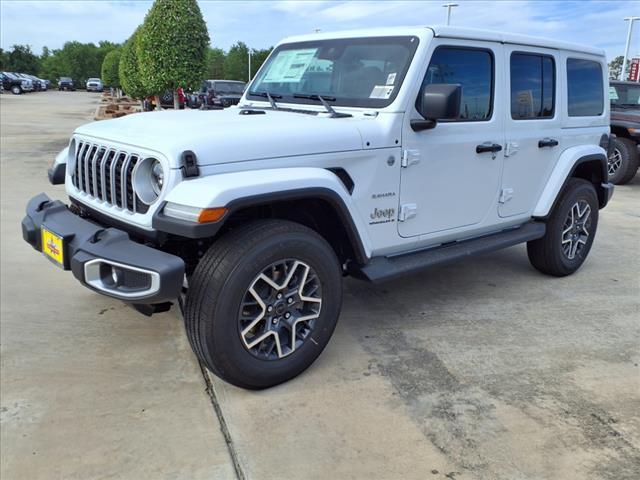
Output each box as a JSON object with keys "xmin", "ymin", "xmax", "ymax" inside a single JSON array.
[
  {"xmin": 185, "ymin": 220, "xmax": 343, "ymax": 389},
  {"xmin": 527, "ymin": 178, "xmax": 599, "ymax": 277},
  {"xmin": 608, "ymin": 137, "xmax": 639, "ymax": 185}
]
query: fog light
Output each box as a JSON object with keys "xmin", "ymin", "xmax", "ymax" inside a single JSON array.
[{"xmin": 111, "ymin": 266, "xmax": 123, "ymax": 286}]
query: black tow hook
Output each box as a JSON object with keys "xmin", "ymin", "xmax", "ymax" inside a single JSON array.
[
  {"xmin": 89, "ymin": 229, "xmax": 107, "ymax": 244},
  {"xmin": 130, "ymin": 302, "xmax": 173, "ymax": 317}
]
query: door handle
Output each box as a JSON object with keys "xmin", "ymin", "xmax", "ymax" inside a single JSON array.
[
  {"xmin": 538, "ymin": 138, "xmax": 559, "ymax": 148},
  {"xmin": 476, "ymin": 143, "xmax": 503, "ymax": 154}
]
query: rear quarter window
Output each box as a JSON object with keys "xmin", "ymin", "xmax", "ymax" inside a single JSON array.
[{"xmin": 567, "ymin": 58, "xmax": 604, "ymax": 116}]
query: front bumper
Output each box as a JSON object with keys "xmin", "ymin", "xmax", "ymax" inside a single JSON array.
[{"xmin": 22, "ymin": 193, "xmax": 185, "ymax": 303}]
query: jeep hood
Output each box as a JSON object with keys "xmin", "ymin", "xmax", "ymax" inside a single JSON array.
[{"xmin": 74, "ymin": 108, "xmax": 367, "ymax": 167}]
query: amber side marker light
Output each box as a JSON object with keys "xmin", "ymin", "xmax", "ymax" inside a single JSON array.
[{"xmin": 198, "ymin": 207, "xmax": 227, "ymax": 223}]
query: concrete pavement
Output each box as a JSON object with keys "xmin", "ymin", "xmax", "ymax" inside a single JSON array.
[
  {"xmin": 1, "ymin": 92, "xmax": 236, "ymax": 480},
  {"xmin": 2, "ymin": 91, "xmax": 639, "ymax": 480}
]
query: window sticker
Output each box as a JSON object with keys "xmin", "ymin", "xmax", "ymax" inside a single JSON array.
[
  {"xmin": 370, "ymin": 85, "xmax": 394, "ymax": 99},
  {"xmin": 386, "ymin": 73, "xmax": 397, "ymax": 85},
  {"xmin": 609, "ymin": 86, "xmax": 619, "ymax": 100},
  {"xmin": 262, "ymin": 48, "xmax": 318, "ymax": 83}
]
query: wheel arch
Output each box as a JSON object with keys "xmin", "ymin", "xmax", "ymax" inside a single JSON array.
[
  {"xmin": 610, "ymin": 124, "xmax": 631, "ymax": 139},
  {"xmin": 154, "ymin": 168, "xmax": 372, "ymax": 265},
  {"xmin": 533, "ymin": 146, "xmax": 611, "ymax": 218}
]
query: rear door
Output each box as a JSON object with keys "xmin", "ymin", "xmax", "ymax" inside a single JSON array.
[{"xmin": 500, "ymin": 46, "xmax": 562, "ymax": 217}]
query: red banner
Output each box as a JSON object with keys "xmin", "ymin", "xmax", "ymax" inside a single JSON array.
[{"xmin": 630, "ymin": 58, "xmax": 640, "ymax": 82}]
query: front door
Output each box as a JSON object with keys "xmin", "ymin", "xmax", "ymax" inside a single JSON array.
[
  {"xmin": 399, "ymin": 41, "xmax": 504, "ymax": 238},
  {"xmin": 500, "ymin": 46, "xmax": 561, "ymax": 217}
]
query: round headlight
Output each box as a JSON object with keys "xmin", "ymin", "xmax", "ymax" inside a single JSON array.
[
  {"xmin": 133, "ymin": 157, "xmax": 165, "ymax": 205},
  {"xmin": 151, "ymin": 160, "xmax": 164, "ymax": 195}
]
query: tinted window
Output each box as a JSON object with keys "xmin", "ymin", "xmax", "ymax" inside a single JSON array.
[
  {"xmin": 510, "ymin": 53, "xmax": 555, "ymax": 119},
  {"xmin": 420, "ymin": 47, "xmax": 493, "ymax": 121},
  {"xmin": 214, "ymin": 82, "xmax": 245, "ymax": 94},
  {"xmin": 567, "ymin": 59, "xmax": 603, "ymax": 116},
  {"xmin": 610, "ymin": 83, "xmax": 640, "ymax": 106}
]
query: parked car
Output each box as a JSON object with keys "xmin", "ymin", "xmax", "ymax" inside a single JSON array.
[
  {"xmin": 1, "ymin": 72, "xmax": 33, "ymax": 94},
  {"xmin": 86, "ymin": 78, "xmax": 104, "ymax": 92},
  {"xmin": 144, "ymin": 89, "xmax": 186, "ymax": 110},
  {"xmin": 21, "ymin": 74, "xmax": 45, "ymax": 91},
  {"xmin": 58, "ymin": 77, "xmax": 76, "ymax": 91},
  {"xmin": 608, "ymin": 80, "xmax": 639, "ymax": 184},
  {"xmin": 23, "ymin": 26, "xmax": 613, "ymax": 389},
  {"xmin": 190, "ymin": 79, "xmax": 246, "ymax": 109}
]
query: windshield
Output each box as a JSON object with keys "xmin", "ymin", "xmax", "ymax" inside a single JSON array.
[
  {"xmin": 60, "ymin": 77, "xmax": 72, "ymax": 82},
  {"xmin": 248, "ymin": 36, "xmax": 419, "ymax": 108},
  {"xmin": 88, "ymin": 78, "xmax": 100, "ymax": 82},
  {"xmin": 610, "ymin": 83, "xmax": 640, "ymax": 106},
  {"xmin": 214, "ymin": 81, "xmax": 245, "ymax": 94}
]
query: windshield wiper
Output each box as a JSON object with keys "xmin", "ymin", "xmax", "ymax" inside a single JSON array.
[
  {"xmin": 248, "ymin": 91, "xmax": 281, "ymax": 109},
  {"xmin": 293, "ymin": 94, "xmax": 352, "ymax": 118}
]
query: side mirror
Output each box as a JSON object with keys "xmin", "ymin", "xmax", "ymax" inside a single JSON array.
[{"xmin": 411, "ymin": 84, "xmax": 462, "ymax": 132}]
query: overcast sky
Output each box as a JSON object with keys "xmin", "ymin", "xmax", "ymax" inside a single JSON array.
[{"xmin": 1, "ymin": 0, "xmax": 639, "ymax": 60}]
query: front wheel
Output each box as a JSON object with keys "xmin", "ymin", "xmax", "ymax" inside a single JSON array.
[
  {"xmin": 527, "ymin": 178, "xmax": 599, "ymax": 277},
  {"xmin": 185, "ymin": 220, "xmax": 343, "ymax": 389},
  {"xmin": 11, "ymin": 85, "xmax": 22, "ymax": 95}
]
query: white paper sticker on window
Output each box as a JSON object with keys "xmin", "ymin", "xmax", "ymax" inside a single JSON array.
[
  {"xmin": 370, "ymin": 85, "xmax": 394, "ymax": 99},
  {"xmin": 262, "ymin": 48, "xmax": 318, "ymax": 83},
  {"xmin": 609, "ymin": 86, "xmax": 619, "ymax": 100},
  {"xmin": 386, "ymin": 73, "xmax": 397, "ymax": 85}
]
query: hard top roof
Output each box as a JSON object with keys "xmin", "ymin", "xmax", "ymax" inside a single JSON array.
[{"xmin": 282, "ymin": 25, "xmax": 604, "ymax": 57}]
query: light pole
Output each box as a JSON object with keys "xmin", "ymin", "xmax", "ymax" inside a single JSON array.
[
  {"xmin": 442, "ymin": 3, "xmax": 458, "ymax": 26},
  {"xmin": 248, "ymin": 50, "xmax": 252, "ymax": 82},
  {"xmin": 621, "ymin": 16, "xmax": 640, "ymax": 81}
]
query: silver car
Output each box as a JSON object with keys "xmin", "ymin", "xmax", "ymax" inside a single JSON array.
[{"xmin": 85, "ymin": 78, "xmax": 103, "ymax": 92}]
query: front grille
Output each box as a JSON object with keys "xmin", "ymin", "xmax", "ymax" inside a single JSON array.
[{"xmin": 72, "ymin": 141, "xmax": 140, "ymax": 213}]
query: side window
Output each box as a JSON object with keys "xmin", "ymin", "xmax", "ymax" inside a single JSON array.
[
  {"xmin": 567, "ymin": 58, "xmax": 604, "ymax": 116},
  {"xmin": 420, "ymin": 47, "xmax": 494, "ymax": 121},
  {"xmin": 510, "ymin": 53, "xmax": 555, "ymax": 119}
]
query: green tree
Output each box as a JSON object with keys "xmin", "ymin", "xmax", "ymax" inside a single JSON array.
[
  {"xmin": 206, "ymin": 47, "xmax": 226, "ymax": 79},
  {"xmin": 119, "ymin": 29, "xmax": 147, "ymax": 101},
  {"xmin": 0, "ymin": 48, "xmax": 8, "ymax": 71},
  {"xmin": 250, "ymin": 47, "xmax": 273, "ymax": 77},
  {"xmin": 4, "ymin": 45, "xmax": 40, "ymax": 74},
  {"xmin": 224, "ymin": 41, "xmax": 249, "ymax": 81},
  {"xmin": 138, "ymin": 0, "xmax": 210, "ymax": 109},
  {"xmin": 608, "ymin": 55, "xmax": 631, "ymax": 80},
  {"xmin": 39, "ymin": 48, "xmax": 62, "ymax": 82},
  {"xmin": 101, "ymin": 49, "xmax": 121, "ymax": 91}
]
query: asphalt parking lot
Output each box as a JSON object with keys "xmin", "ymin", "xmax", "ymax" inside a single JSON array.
[{"xmin": 1, "ymin": 91, "xmax": 639, "ymax": 480}]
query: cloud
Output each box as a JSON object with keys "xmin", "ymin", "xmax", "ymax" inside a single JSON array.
[{"xmin": 0, "ymin": 0, "xmax": 638, "ymax": 59}]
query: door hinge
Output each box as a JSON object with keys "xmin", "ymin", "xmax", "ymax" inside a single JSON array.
[
  {"xmin": 499, "ymin": 188, "xmax": 514, "ymax": 204},
  {"xmin": 399, "ymin": 203, "xmax": 418, "ymax": 222},
  {"xmin": 505, "ymin": 141, "xmax": 519, "ymax": 157},
  {"xmin": 401, "ymin": 150, "xmax": 420, "ymax": 168}
]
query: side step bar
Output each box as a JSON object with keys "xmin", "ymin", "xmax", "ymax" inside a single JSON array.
[{"xmin": 350, "ymin": 222, "xmax": 546, "ymax": 283}]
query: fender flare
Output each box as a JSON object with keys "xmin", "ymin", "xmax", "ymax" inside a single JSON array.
[
  {"xmin": 532, "ymin": 145, "xmax": 609, "ymax": 218},
  {"xmin": 48, "ymin": 146, "xmax": 69, "ymax": 185},
  {"xmin": 153, "ymin": 167, "xmax": 372, "ymax": 262}
]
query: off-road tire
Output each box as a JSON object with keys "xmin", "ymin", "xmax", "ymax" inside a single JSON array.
[
  {"xmin": 184, "ymin": 219, "xmax": 343, "ymax": 389},
  {"xmin": 608, "ymin": 137, "xmax": 639, "ymax": 185},
  {"xmin": 528, "ymin": 178, "xmax": 598, "ymax": 277}
]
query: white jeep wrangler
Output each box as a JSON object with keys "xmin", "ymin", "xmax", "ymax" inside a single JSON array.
[{"xmin": 23, "ymin": 26, "xmax": 613, "ymax": 389}]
